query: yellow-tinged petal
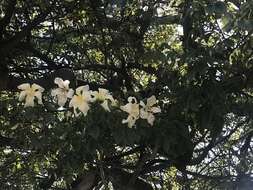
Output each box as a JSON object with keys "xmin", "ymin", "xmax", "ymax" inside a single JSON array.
[
  {"xmin": 34, "ymin": 91, "xmax": 43, "ymax": 104},
  {"xmin": 98, "ymin": 88, "xmax": 109, "ymax": 95},
  {"xmin": 92, "ymin": 88, "xmax": 116, "ymax": 111},
  {"xmin": 78, "ymin": 102, "xmax": 90, "ymax": 116},
  {"xmin": 131, "ymin": 104, "xmax": 140, "ymax": 118},
  {"xmin": 18, "ymin": 83, "xmax": 44, "ymax": 107},
  {"xmin": 91, "ymin": 91, "xmax": 99, "ymax": 102},
  {"xmin": 69, "ymin": 86, "xmax": 92, "ymax": 116},
  {"xmin": 24, "ymin": 96, "xmax": 35, "ymax": 107},
  {"xmin": 18, "ymin": 91, "xmax": 27, "ymax": 102},
  {"xmin": 96, "ymin": 90, "xmax": 107, "ymax": 101},
  {"xmin": 69, "ymin": 95, "xmax": 80, "ymax": 107},
  {"xmin": 76, "ymin": 85, "xmax": 89, "ymax": 95},
  {"xmin": 106, "ymin": 94, "xmax": 115, "ymax": 102},
  {"xmin": 122, "ymin": 115, "xmax": 136, "ymax": 128},
  {"xmin": 31, "ymin": 83, "xmax": 44, "ymax": 92},
  {"xmin": 111, "ymin": 99, "xmax": 118, "ymax": 107},
  {"xmin": 17, "ymin": 83, "xmax": 30, "ymax": 90}
]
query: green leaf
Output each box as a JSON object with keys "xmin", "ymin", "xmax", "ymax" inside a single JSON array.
[
  {"xmin": 237, "ymin": 19, "xmax": 253, "ymax": 31},
  {"xmin": 206, "ymin": 1, "xmax": 227, "ymax": 17},
  {"xmin": 87, "ymin": 125, "xmax": 100, "ymax": 140}
]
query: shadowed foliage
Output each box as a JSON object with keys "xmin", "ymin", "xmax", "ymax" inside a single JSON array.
[{"xmin": 0, "ymin": 0, "xmax": 253, "ymax": 189}]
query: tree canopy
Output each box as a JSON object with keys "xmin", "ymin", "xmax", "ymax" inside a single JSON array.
[{"xmin": 0, "ymin": 0, "xmax": 253, "ymax": 189}]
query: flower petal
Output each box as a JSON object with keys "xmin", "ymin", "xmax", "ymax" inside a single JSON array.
[
  {"xmin": 111, "ymin": 99, "xmax": 118, "ymax": 107},
  {"xmin": 131, "ymin": 104, "xmax": 140, "ymax": 118},
  {"xmin": 128, "ymin": 116, "xmax": 136, "ymax": 128},
  {"xmin": 101, "ymin": 100, "xmax": 110, "ymax": 112},
  {"xmin": 76, "ymin": 85, "xmax": 89, "ymax": 95},
  {"xmin": 106, "ymin": 94, "xmax": 115, "ymax": 103},
  {"xmin": 57, "ymin": 95, "xmax": 68, "ymax": 107},
  {"xmin": 140, "ymin": 100, "xmax": 146, "ymax": 108},
  {"xmin": 32, "ymin": 83, "xmax": 44, "ymax": 92},
  {"xmin": 83, "ymin": 92, "xmax": 92, "ymax": 102},
  {"xmin": 122, "ymin": 118, "xmax": 128, "ymax": 124},
  {"xmin": 91, "ymin": 91, "xmax": 98, "ymax": 101},
  {"xmin": 18, "ymin": 91, "xmax": 27, "ymax": 102},
  {"xmin": 69, "ymin": 95, "xmax": 78, "ymax": 107},
  {"xmin": 51, "ymin": 88, "xmax": 62, "ymax": 97},
  {"xmin": 128, "ymin": 96, "xmax": 137, "ymax": 103},
  {"xmin": 34, "ymin": 91, "xmax": 43, "ymax": 104},
  {"xmin": 147, "ymin": 113, "xmax": 155, "ymax": 126},
  {"xmin": 98, "ymin": 88, "xmax": 109, "ymax": 94},
  {"xmin": 55, "ymin": 77, "xmax": 70, "ymax": 89},
  {"xmin": 78, "ymin": 102, "xmax": 90, "ymax": 116},
  {"xmin": 17, "ymin": 83, "xmax": 30, "ymax": 90},
  {"xmin": 91, "ymin": 91, "xmax": 98, "ymax": 97},
  {"xmin": 67, "ymin": 89, "xmax": 74, "ymax": 98},
  {"xmin": 120, "ymin": 104, "xmax": 132, "ymax": 113},
  {"xmin": 24, "ymin": 96, "xmax": 35, "ymax": 107},
  {"xmin": 122, "ymin": 115, "xmax": 136, "ymax": 128},
  {"xmin": 62, "ymin": 80, "xmax": 70, "ymax": 88},
  {"xmin": 147, "ymin": 95, "xmax": 157, "ymax": 107},
  {"xmin": 151, "ymin": 106, "xmax": 161, "ymax": 113},
  {"xmin": 140, "ymin": 109, "xmax": 148, "ymax": 119},
  {"xmin": 54, "ymin": 77, "xmax": 64, "ymax": 88}
]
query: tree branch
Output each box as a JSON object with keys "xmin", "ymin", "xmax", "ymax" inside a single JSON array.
[{"xmin": 0, "ymin": 9, "xmax": 51, "ymax": 56}]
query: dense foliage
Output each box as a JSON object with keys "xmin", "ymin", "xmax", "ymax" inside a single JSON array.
[{"xmin": 0, "ymin": 0, "xmax": 252, "ymax": 189}]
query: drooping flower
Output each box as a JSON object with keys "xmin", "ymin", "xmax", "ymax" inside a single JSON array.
[
  {"xmin": 140, "ymin": 95, "xmax": 161, "ymax": 126},
  {"xmin": 17, "ymin": 83, "xmax": 44, "ymax": 107},
  {"xmin": 51, "ymin": 77, "xmax": 74, "ymax": 107},
  {"xmin": 91, "ymin": 88, "xmax": 115, "ymax": 111},
  {"xmin": 69, "ymin": 85, "xmax": 92, "ymax": 116},
  {"xmin": 120, "ymin": 97, "xmax": 140, "ymax": 128}
]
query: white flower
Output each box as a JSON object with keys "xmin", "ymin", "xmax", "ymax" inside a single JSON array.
[
  {"xmin": 91, "ymin": 88, "xmax": 115, "ymax": 111},
  {"xmin": 120, "ymin": 97, "xmax": 140, "ymax": 128},
  {"xmin": 51, "ymin": 77, "xmax": 74, "ymax": 107},
  {"xmin": 69, "ymin": 85, "xmax": 92, "ymax": 116},
  {"xmin": 17, "ymin": 83, "xmax": 44, "ymax": 107},
  {"xmin": 140, "ymin": 95, "xmax": 161, "ymax": 126}
]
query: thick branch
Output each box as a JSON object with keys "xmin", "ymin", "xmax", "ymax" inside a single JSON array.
[
  {"xmin": 0, "ymin": 9, "xmax": 50, "ymax": 56},
  {"xmin": 109, "ymin": 169, "xmax": 153, "ymax": 190},
  {"xmin": 71, "ymin": 171, "xmax": 98, "ymax": 190},
  {"xmin": 0, "ymin": 135, "xmax": 15, "ymax": 147}
]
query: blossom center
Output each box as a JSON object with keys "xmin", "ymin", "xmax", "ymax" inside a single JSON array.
[
  {"xmin": 26, "ymin": 88, "xmax": 35, "ymax": 96},
  {"xmin": 76, "ymin": 95, "xmax": 86, "ymax": 104}
]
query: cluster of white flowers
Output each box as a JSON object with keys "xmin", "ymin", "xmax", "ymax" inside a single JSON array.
[
  {"xmin": 120, "ymin": 95, "xmax": 161, "ymax": 127},
  {"xmin": 17, "ymin": 83, "xmax": 44, "ymax": 107},
  {"xmin": 17, "ymin": 78, "xmax": 161, "ymax": 127}
]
